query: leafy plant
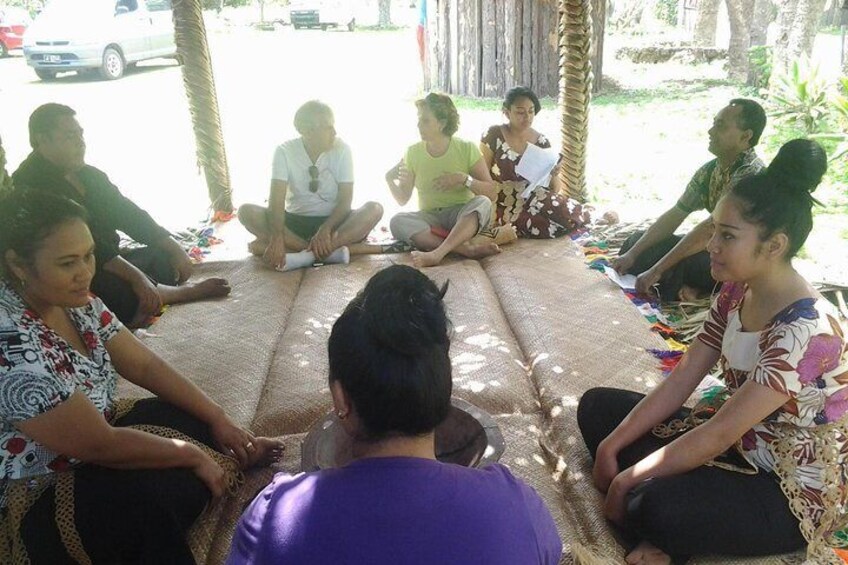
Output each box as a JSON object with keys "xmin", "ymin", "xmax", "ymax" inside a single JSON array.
[
  {"xmin": 654, "ymin": 0, "xmax": 679, "ymax": 26},
  {"xmin": 810, "ymin": 77, "xmax": 848, "ymax": 162},
  {"xmin": 769, "ymin": 58, "xmax": 831, "ymax": 134},
  {"xmin": 747, "ymin": 45, "xmax": 771, "ymax": 89}
]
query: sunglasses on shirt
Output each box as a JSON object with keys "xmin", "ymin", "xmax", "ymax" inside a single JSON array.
[{"xmin": 308, "ymin": 165, "xmax": 319, "ymax": 193}]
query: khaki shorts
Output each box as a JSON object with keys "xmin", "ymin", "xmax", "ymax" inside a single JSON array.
[{"xmin": 389, "ymin": 196, "xmax": 493, "ymax": 243}]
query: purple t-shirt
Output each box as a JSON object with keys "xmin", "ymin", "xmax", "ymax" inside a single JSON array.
[{"xmin": 227, "ymin": 457, "xmax": 562, "ymax": 565}]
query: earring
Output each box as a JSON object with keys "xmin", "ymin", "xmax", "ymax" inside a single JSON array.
[
  {"xmin": 337, "ymin": 411, "xmax": 348, "ymax": 420},
  {"xmin": 19, "ymin": 278, "xmax": 26, "ymax": 290}
]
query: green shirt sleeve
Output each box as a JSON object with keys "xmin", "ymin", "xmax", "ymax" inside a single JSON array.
[
  {"xmin": 465, "ymin": 139, "xmax": 483, "ymax": 171},
  {"xmin": 675, "ymin": 160, "xmax": 714, "ymax": 214}
]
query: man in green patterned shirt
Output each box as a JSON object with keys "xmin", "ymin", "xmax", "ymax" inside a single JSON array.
[{"xmin": 611, "ymin": 99, "xmax": 766, "ymax": 301}]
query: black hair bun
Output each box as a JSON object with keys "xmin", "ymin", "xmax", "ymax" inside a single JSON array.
[
  {"xmin": 360, "ymin": 265, "xmax": 449, "ymax": 357},
  {"xmin": 766, "ymin": 138, "xmax": 827, "ymax": 196}
]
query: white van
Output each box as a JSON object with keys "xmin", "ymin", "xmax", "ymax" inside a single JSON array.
[{"xmin": 23, "ymin": 0, "xmax": 177, "ymax": 81}]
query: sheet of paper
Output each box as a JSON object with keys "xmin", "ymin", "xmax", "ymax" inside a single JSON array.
[
  {"xmin": 603, "ymin": 266, "xmax": 637, "ymax": 290},
  {"xmin": 516, "ymin": 144, "xmax": 559, "ymax": 199}
]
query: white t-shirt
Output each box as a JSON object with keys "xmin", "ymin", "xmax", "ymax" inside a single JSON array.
[{"xmin": 271, "ymin": 138, "xmax": 354, "ymax": 217}]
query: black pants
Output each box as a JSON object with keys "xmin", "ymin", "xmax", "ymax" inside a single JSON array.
[
  {"xmin": 577, "ymin": 387, "xmax": 806, "ymax": 559},
  {"xmin": 91, "ymin": 247, "xmax": 178, "ymax": 325},
  {"xmin": 620, "ymin": 231, "xmax": 716, "ymax": 301},
  {"xmin": 18, "ymin": 399, "xmax": 215, "ymax": 565}
]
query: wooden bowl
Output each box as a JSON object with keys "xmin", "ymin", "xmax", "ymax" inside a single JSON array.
[{"xmin": 301, "ymin": 397, "xmax": 505, "ymax": 471}]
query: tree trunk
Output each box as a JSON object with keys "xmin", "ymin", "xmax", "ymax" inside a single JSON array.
[
  {"xmin": 843, "ymin": 30, "xmax": 848, "ymax": 76},
  {"xmin": 746, "ymin": 0, "xmax": 772, "ymax": 84},
  {"xmin": 749, "ymin": 0, "xmax": 772, "ymax": 46},
  {"xmin": 842, "ymin": 26, "xmax": 848, "ymax": 76},
  {"xmin": 726, "ymin": 0, "xmax": 755, "ymax": 81},
  {"xmin": 693, "ymin": 0, "xmax": 721, "ymax": 45},
  {"xmin": 379, "ymin": 0, "xmax": 392, "ymax": 27},
  {"xmin": 172, "ymin": 0, "xmax": 233, "ymax": 213},
  {"xmin": 610, "ymin": 0, "xmax": 647, "ymax": 29},
  {"xmin": 591, "ymin": 0, "xmax": 606, "ymax": 93},
  {"xmin": 771, "ymin": 0, "xmax": 827, "ymax": 79},
  {"xmin": 771, "ymin": 0, "xmax": 799, "ymax": 77},
  {"xmin": 786, "ymin": 0, "xmax": 827, "ymax": 56},
  {"xmin": 558, "ymin": 0, "xmax": 592, "ymax": 201}
]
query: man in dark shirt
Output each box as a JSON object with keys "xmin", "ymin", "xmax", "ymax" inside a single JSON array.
[
  {"xmin": 13, "ymin": 103, "xmax": 230, "ymax": 326},
  {"xmin": 611, "ymin": 99, "xmax": 766, "ymax": 301}
]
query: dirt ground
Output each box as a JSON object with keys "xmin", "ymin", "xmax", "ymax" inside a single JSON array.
[{"xmin": 0, "ymin": 16, "xmax": 844, "ymax": 281}]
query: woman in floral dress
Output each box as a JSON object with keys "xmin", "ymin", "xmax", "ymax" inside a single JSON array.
[
  {"xmin": 480, "ymin": 86, "xmax": 587, "ymax": 239},
  {"xmin": 0, "ymin": 190, "xmax": 283, "ymax": 563},
  {"xmin": 577, "ymin": 140, "xmax": 847, "ymax": 564}
]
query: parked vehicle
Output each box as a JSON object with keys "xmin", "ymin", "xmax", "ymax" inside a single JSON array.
[
  {"xmin": 289, "ymin": 0, "xmax": 355, "ymax": 31},
  {"xmin": 0, "ymin": 7, "xmax": 30, "ymax": 57},
  {"xmin": 23, "ymin": 0, "xmax": 177, "ymax": 81}
]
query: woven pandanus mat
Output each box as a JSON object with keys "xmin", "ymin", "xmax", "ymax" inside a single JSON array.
[
  {"xmin": 249, "ymin": 257, "xmax": 400, "ymax": 437},
  {"xmin": 409, "ymin": 259, "xmax": 539, "ymax": 415},
  {"xmin": 250, "ymin": 256, "xmax": 540, "ymax": 438},
  {"xmin": 118, "ymin": 259, "xmax": 304, "ymax": 428}
]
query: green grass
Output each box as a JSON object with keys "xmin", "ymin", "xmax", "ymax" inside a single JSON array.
[
  {"xmin": 451, "ymin": 96, "xmax": 559, "ymax": 112},
  {"xmin": 354, "ymin": 24, "xmax": 410, "ymax": 32},
  {"xmin": 592, "ymin": 79, "xmax": 735, "ymax": 107}
]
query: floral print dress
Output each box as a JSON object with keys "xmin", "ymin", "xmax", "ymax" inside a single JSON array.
[
  {"xmin": 0, "ymin": 282, "xmax": 122, "ymax": 507},
  {"xmin": 481, "ymin": 125, "xmax": 587, "ymax": 239},
  {"xmin": 695, "ymin": 282, "xmax": 848, "ymax": 549}
]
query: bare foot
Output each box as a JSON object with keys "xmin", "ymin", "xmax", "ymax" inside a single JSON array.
[
  {"xmin": 625, "ymin": 542, "xmax": 672, "ymax": 565},
  {"xmin": 247, "ymin": 238, "xmax": 268, "ymax": 256},
  {"xmin": 455, "ymin": 241, "xmax": 501, "ymax": 259},
  {"xmin": 244, "ymin": 437, "xmax": 285, "ymax": 469},
  {"xmin": 677, "ymin": 284, "xmax": 701, "ymax": 303},
  {"xmin": 411, "ymin": 250, "xmax": 443, "ymax": 268},
  {"xmin": 159, "ymin": 277, "xmax": 231, "ymax": 305},
  {"xmin": 491, "ymin": 225, "xmax": 518, "ymax": 246}
]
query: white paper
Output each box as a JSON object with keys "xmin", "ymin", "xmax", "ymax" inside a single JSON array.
[
  {"xmin": 516, "ymin": 144, "xmax": 559, "ymax": 199},
  {"xmin": 603, "ymin": 266, "xmax": 637, "ymax": 290}
]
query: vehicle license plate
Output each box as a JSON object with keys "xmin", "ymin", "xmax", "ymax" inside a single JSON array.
[{"xmin": 43, "ymin": 54, "xmax": 61, "ymax": 63}]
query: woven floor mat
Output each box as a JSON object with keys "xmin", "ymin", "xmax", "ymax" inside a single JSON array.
[
  {"xmin": 249, "ymin": 256, "xmax": 539, "ymax": 438},
  {"xmin": 118, "ymin": 259, "xmax": 303, "ymax": 428},
  {"xmin": 409, "ymin": 260, "xmax": 540, "ymax": 415},
  {"xmin": 139, "ymin": 247, "xmax": 806, "ymax": 565}
]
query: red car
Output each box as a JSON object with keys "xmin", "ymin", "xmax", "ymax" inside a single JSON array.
[{"xmin": 0, "ymin": 8, "xmax": 29, "ymax": 57}]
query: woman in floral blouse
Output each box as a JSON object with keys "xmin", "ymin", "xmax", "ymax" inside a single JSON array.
[
  {"xmin": 480, "ymin": 86, "xmax": 588, "ymax": 239},
  {"xmin": 0, "ymin": 190, "xmax": 283, "ymax": 563},
  {"xmin": 577, "ymin": 139, "xmax": 846, "ymax": 564}
]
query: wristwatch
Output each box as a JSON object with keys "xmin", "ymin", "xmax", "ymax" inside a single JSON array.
[{"xmin": 464, "ymin": 174, "xmax": 473, "ymax": 188}]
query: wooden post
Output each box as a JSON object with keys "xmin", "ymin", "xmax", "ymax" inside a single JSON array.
[
  {"xmin": 521, "ymin": 0, "xmax": 533, "ymax": 87},
  {"xmin": 482, "ymin": 0, "xmax": 497, "ymax": 96},
  {"xmin": 172, "ymin": 0, "xmax": 233, "ymax": 213},
  {"xmin": 503, "ymin": 0, "xmax": 518, "ymax": 88},
  {"xmin": 558, "ymin": 0, "xmax": 592, "ymax": 201}
]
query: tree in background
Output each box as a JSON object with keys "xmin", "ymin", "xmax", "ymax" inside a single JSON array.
[
  {"xmin": 770, "ymin": 0, "xmax": 828, "ymax": 80},
  {"xmin": 693, "ymin": 0, "xmax": 721, "ymax": 44},
  {"xmin": 379, "ymin": 0, "xmax": 392, "ymax": 27}
]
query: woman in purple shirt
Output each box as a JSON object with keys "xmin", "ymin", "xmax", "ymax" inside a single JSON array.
[{"xmin": 228, "ymin": 265, "xmax": 562, "ymax": 565}]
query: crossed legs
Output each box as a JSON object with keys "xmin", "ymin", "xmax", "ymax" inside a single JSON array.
[
  {"xmin": 238, "ymin": 202, "xmax": 383, "ymax": 257},
  {"xmin": 391, "ymin": 196, "xmax": 500, "ymax": 269}
]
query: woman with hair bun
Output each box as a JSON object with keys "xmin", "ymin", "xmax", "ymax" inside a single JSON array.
[
  {"xmin": 577, "ymin": 139, "xmax": 848, "ymax": 564},
  {"xmin": 228, "ymin": 265, "xmax": 562, "ymax": 565}
]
